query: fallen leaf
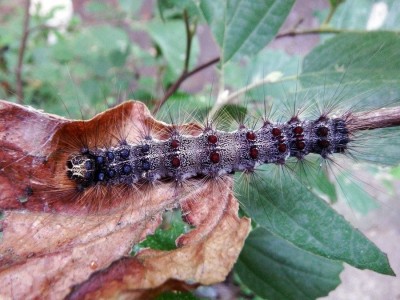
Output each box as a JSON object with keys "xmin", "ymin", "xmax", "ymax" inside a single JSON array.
[
  {"xmin": 67, "ymin": 186, "xmax": 249, "ymax": 300},
  {"xmin": 0, "ymin": 100, "xmax": 251, "ymax": 299}
]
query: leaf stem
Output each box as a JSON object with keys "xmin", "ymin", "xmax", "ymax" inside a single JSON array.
[
  {"xmin": 276, "ymin": 27, "xmax": 363, "ymax": 39},
  {"xmin": 153, "ymin": 10, "xmax": 218, "ymax": 114},
  {"xmin": 152, "ymin": 57, "xmax": 220, "ymax": 114},
  {"xmin": 321, "ymin": 4, "xmax": 338, "ymax": 26},
  {"xmin": 183, "ymin": 10, "xmax": 192, "ymax": 73}
]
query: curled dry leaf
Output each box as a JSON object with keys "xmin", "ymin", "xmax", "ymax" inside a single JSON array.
[{"xmin": 0, "ymin": 100, "xmax": 251, "ymax": 299}]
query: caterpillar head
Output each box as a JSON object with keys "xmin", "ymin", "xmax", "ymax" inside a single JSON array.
[{"xmin": 66, "ymin": 155, "xmax": 95, "ymax": 187}]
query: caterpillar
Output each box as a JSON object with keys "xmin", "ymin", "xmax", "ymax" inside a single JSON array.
[
  {"xmin": 64, "ymin": 104, "xmax": 399, "ymax": 194},
  {"xmin": 66, "ymin": 111, "xmax": 348, "ymax": 190},
  {"xmin": 4, "ymin": 96, "xmax": 397, "ymax": 214}
]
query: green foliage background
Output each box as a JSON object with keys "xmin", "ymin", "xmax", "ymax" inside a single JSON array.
[{"xmin": 1, "ymin": 0, "xmax": 399, "ymax": 299}]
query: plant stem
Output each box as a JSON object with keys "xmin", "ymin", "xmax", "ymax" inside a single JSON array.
[
  {"xmin": 153, "ymin": 10, "xmax": 217, "ymax": 114},
  {"xmin": 276, "ymin": 27, "xmax": 356, "ymax": 39},
  {"xmin": 152, "ymin": 57, "xmax": 220, "ymax": 115},
  {"xmin": 352, "ymin": 107, "xmax": 400, "ymax": 131},
  {"xmin": 183, "ymin": 10, "xmax": 192, "ymax": 73},
  {"xmin": 321, "ymin": 5, "xmax": 337, "ymax": 26}
]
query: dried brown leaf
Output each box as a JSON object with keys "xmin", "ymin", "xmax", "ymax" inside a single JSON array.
[
  {"xmin": 0, "ymin": 100, "xmax": 250, "ymax": 299},
  {"xmin": 67, "ymin": 188, "xmax": 249, "ymax": 300}
]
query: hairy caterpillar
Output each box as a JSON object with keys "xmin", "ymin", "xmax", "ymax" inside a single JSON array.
[
  {"xmin": 63, "ymin": 103, "xmax": 398, "ymax": 200},
  {"xmin": 4, "ymin": 96, "xmax": 397, "ymax": 214},
  {"xmin": 66, "ymin": 112, "xmax": 348, "ymax": 190}
]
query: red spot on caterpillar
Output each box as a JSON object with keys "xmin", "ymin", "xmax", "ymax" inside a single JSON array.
[
  {"xmin": 293, "ymin": 126, "xmax": 303, "ymax": 135},
  {"xmin": 207, "ymin": 134, "xmax": 218, "ymax": 144},
  {"xmin": 246, "ymin": 131, "xmax": 256, "ymax": 141},
  {"xmin": 171, "ymin": 155, "xmax": 181, "ymax": 168},
  {"xmin": 317, "ymin": 126, "xmax": 329, "ymax": 137},
  {"xmin": 249, "ymin": 146, "xmax": 259, "ymax": 159},
  {"xmin": 278, "ymin": 143, "xmax": 287, "ymax": 153},
  {"xmin": 89, "ymin": 261, "xmax": 98, "ymax": 270},
  {"xmin": 271, "ymin": 127, "xmax": 281, "ymax": 136},
  {"xmin": 170, "ymin": 139, "xmax": 180, "ymax": 149},
  {"xmin": 318, "ymin": 140, "xmax": 330, "ymax": 148},
  {"xmin": 296, "ymin": 140, "xmax": 306, "ymax": 150},
  {"xmin": 209, "ymin": 151, "xmax": 220, "ymax": 163}
]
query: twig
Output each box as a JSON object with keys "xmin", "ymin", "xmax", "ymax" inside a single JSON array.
[
  {"xmin": 16, "ymin": 0, "xmax": 31, "ymax": 104},
  {"xmin": 321, "ymin": 1, "xmax": 344, "ymax": 26},
  {"xmin": 153, "ymin": 10, "xmax": 197, "ymax": 114},
  {"xmin": 152, "ymin": 57, "xmax": 220, "ymax": 114},
  {"xmin": 183, "ymin": 10, "xmax": 191, "ymax": 73},
  {"xmin": 352, "ymin": 106, "xmax": 400, "ymax": 131},
  {"xmin": 277, "ymin": 27, "xmax": 351, "ymax": 39}
]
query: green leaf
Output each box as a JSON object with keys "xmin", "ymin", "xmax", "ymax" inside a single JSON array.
[
  {"xmin": 300, "ymin": 32, "xmax": 400, "ymax": 166},
  {"xmin": 329, "ymin": 0, "xmax": 400, "ymax": 30},
  {"xmin": 200, "ymin": 0, "xmax": 295, "ymax": 63},
  {"xmin": 199, "ymin": 0, "xmax": 225, "ymax": 50},
  {"xmin": 52, "ymin": 38, "xmax": 75, "ymax": 63},
  {"xmin": 303, "ymin": 32, "xmax": 400, "ymax": 79},
  {"xmin": 329, "ymin": 0, "xmax": 345, "ymax": 9},
  {"xmin": 146, "ymin": 20, "xmax": 199, "ymax": 76},
  {"xmin": 301, "ymin": 32, "xmax": 400, "ymax": 107},
  {"xmin": 391, "ymin": 165, "xmax": 400, "ymax": 179},
  {"xmin": 224, "ymin": 48, "xmax": 300, "ymax": 89},
  {"xmin": 283, "ymin": 156, "xmax": 339, "ymax": 205},
  {"xmin": 336, "ymin": 171, "xmax": 379, "ymax": 215},
  {"xmin": 353, "ymin": 127, "xmax": 400, "ymax": 166},
  {"xmin": 156, "ymin": 91, "xmax": 210, "ymax": 123},
  {"xmin": 157, "ymin": 0, "xmax": 200, "ymax": 20},
  {"xmin": 235, "ymin": 228, "xmax": 343, "ymax": 300},
  {"xmin": 109, "ymin": 47, "xmax": 130, "ymax": 67},
  {"xmin": 222, "ymin": 48, "xmax": 301, "ymax": 107},
  {"xmin": 71, "ymin": 25, "xmax": 129, "ymax": 57},
  {"xmin": 213, "ymin": 104, "xmax": 248, "ymax": 130},
  {"xmin": 235, "ymin": 165, "xmax": 395, "ymax": 275},
  {"xmin": 156, "ymin": 291, "xmax": 198, "ymax": 300},
  {"xmin": 118, "ymin": 0, "xmax": 144, "ymax": 16},
  {"xmin": 312, "ymin": 167, "xmax": 337, "ymax": 204},
  {"xmin": 133, "ymin": 211, "xmax": 188, "ymax": 252}
]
